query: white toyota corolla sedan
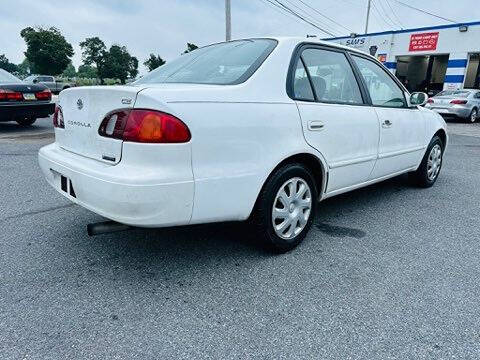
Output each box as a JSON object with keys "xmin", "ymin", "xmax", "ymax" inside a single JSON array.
[{"xmin": 39, "ymin": 37, "xmax": 447, "ymax": 252}]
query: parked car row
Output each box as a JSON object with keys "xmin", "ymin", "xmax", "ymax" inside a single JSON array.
[{"xmin": 0, "ymin": 69, "xmax": 55, "ymax": 126}]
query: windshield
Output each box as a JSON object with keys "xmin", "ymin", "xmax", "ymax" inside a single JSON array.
[
  {"xmin": 135, "ymin": 39, "xmax": 277, "ymax": 85},
  {"xmin": 436, "ymin": 90, "xmax": 471, "ymax": 97},
  {"xmin": 0, "ymin": 69, "xmax": 21, "ymax": 84}
]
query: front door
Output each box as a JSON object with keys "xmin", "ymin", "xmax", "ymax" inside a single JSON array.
[
  {"xmin": 292, "ymin": 46, "xmax": 380, "ymax": 193},
  {"xmin": 351, "ymin": 54, "xmax": 426, "ymax": 179}
]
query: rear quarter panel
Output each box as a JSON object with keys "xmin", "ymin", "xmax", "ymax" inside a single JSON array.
[
  {"xmin": 171, "ymin": 102, "xmax": 316, "ymax": 223},
  {"xmin": 135, "ymin": 92, "xmax": 320, "ymax": 223}
]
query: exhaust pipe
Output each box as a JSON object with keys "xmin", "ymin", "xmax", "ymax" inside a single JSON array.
[{"xmin": 87, "ymin": 221, "xmax": 132, "ymax": 236}]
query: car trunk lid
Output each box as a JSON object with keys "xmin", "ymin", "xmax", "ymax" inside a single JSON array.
[{"xmin": 56, "ymin": 86, "xmax": 144, "ymax": 164}]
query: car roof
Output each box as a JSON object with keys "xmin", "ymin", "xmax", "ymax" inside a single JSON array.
[{"xmin": 263, "ymin": 36, "xmax": 372, "ymax": 57}]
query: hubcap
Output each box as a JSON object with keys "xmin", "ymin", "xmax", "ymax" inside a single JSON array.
[
  {"xmin": 427, "ymin": 144, "xmax": 442, "ymax": 181},
  {"xmin": 272, "ymin": 177, "xmax": 312, "ymax": 240},
  {"xmin": 471, "ymin": 110, "xmax": 477, "ymax": 123}
]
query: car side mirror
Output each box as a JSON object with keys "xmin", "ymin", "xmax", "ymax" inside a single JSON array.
[
  {"xmin": 32, "ymin": 79, "xmax": 38, "ymax": 84},
  {"xmin": 410, "ymin": 92, "xmax": 428, "ymax": 106}
]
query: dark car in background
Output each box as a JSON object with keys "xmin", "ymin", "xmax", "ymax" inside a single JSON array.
[{"xmin": 0, "ymin": 69, "xmax": 55, "ymax": 126}]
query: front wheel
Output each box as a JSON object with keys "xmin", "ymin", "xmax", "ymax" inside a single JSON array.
[
  {"xmin": 16, "ymin": 117, "xmax": 37, "ymax": 126},
  {"xmin": 251, "ymin": 163, "xmax": 317, "ymax": 253},
  {"xmin": 409, "ymin": 135, "xmax": 443, "ymax": 188}
]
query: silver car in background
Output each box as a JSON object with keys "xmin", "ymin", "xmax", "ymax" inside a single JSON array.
[{"xmin": 425, "ymin": 89, "xmax": 480, "ymax": 123}]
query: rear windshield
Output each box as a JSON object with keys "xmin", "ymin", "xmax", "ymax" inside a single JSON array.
[
  {"xmin": 436, "ymin": 90, "xmax": 470, "ymax": 97},
  {"xmin": 0, "ymin": 69, "xmax": 21, "ymax": 84},
  {"xmin": 135, "ymin": 39, "xmax": 277, "ymax": 85}
]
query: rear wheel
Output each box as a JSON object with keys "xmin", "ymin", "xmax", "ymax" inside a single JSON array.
[
  {"xmin": 468, "ymin": 108, "xmax": 478, "ymax": 123},
  {"xmin": 409, "ymin": 135, "xmax": 443, "ymax": 188},
  {"xmin": 16, "ymin": 117, "xmax": 37, "ymax": 126},
  {"xmin": 251, "ymin": 163, "xmax": 317, "ymax": 253}
]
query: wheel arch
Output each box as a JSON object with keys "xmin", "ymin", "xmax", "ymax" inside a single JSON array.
[
  {"xmin": 434, "ymin": 128, "xmax": 447, "ymax": 149},
  {"xmin": 251, "ymin": 152, "xmax": 328, "ymax": 219}
]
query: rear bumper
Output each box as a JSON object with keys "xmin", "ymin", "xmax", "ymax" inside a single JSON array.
[
  {"xmin": 0, "ymin": 102, "xmax": 55, "ymax": 121},
  {"xmin": 428, "ymin": 106, "xmax": 471, "ymax": 118},
  {"xmin": 38, "ymin": 143, "xmax": 194, "ymax": 227}
]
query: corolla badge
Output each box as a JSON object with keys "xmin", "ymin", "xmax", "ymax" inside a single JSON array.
[{"xmin": 77, "ymin": 99, "xmax": 84, "ymax": 110}]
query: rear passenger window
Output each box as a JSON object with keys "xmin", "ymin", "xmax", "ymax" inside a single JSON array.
[{"xmin": 293, "ymin": 48, "xmax": 364, "ymax": 105}]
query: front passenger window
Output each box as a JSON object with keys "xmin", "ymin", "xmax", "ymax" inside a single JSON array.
[{"xmin": 352, "ymin": 55, "xmax": 406, "ymax": 108}]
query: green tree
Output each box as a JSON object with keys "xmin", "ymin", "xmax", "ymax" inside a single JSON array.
[
  {"xmin": 62, "ymin": 62, "xmax": 76, "ymax": 78},
  {"xmin": 143, "ymin": 54, "xmax": 166, "ymax": 71},
  {"xmin": 79, "ymin": 37, "xmax": 106, "ymax": 69},
  {"xmin": 183, "ymin": 43, "xmax": 198, "ymax": 54},
  {"xmin": 17, "ymin": 59, "xmax": 31, "ymax": 77},
  {"xmin": 20, "ymin": 27, "xmax": 74, "ymax": 75},
  {"xmin": 0, "ymin": 54, "xmax": 18, "ymax": 73},
  {"xmin": 98, "ymin": 45, "xmax": 138, "ymax": 84},
  {"xmin": 77, "ymin": 64, "xmax": 97, "ymax": 79}
]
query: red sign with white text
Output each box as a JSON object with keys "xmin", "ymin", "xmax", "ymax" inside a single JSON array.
[{"xmin": 409, "ymin": 32, "xmax": 439, "ymax": 52}]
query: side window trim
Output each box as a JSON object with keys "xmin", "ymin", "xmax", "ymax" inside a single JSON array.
[
  {"xmin": 300, "ymin": 55, "xmax": 318, "ymax": 101},
  {"xmin": 286, "ymin": 43, "xmax": 368, "ymax": 106},
  {"xmin": 349, "ymin": 52, "xmax": 409, "ymax": 109}
]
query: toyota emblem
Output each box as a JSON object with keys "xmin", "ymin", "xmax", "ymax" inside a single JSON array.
[{"xmin": 77, "ymin": 99, "xmax": 83, "ymax": 110}]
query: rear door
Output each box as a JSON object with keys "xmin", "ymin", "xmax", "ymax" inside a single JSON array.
[
  {"xmin": 291, "ymin": 45, "xmax": 379, "ymax": 193},
  {"xmin": 351, "ymin": 54, "xmax": 426, "ymax": 179}
]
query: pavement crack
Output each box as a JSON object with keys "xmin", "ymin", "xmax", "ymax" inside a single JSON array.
[
  {"xmin": 1, "ymin": 204, "xmax": 75, "ymax": 223},
  {"xmin": 315, "ymin": 223, "xmax": 366, "ymax": 239}
]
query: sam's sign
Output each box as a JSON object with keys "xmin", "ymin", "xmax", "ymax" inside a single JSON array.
[
  {"xmin": 345, "ymin": 38, "xmax": 366, "ymax": 47},
  {"xmin": 409, "ymin": 32, "xmax": 439, "ymax": 52}
]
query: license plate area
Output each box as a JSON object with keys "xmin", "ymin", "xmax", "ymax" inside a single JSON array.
[
  {"xmin": 51, "ymin": 169, "xmax": 76, "ymax": 198},
  {"xmin": 23, "ymin": 93, "xmax": 36, "ymax": 101}
]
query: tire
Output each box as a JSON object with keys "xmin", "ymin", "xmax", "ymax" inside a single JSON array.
[
  {"xmin": 251, "ymin": 163, "xmax": 318, "ymax": 253},
  {"xmin": 16, "ymin": 117, "xmax": 37, "ymax": 126},
  {"xmin": 467, "ymin": 108, "xmax": 478, "ymax": 123},
  {"xmin": 409, "ymin": 135, "xmax": 443, "ymax": 188}
]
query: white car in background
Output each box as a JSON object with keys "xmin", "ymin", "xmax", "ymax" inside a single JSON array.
[{"xmin": 39, "ymin": 37, "xmax": 447, "ymax": 252}]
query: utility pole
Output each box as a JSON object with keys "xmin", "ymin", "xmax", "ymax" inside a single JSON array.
[
  {"xmin": 364, "ymin": 0, "xmax": 371, "ymax": 34},
  {"xmin": 226, "ymin": 0, "xmax": 232, "ymax": 41}
]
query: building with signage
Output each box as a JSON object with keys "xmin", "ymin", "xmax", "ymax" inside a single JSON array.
[{"xmin": 326, "ymin": 21, "xmax": 480, "ymax": 95}]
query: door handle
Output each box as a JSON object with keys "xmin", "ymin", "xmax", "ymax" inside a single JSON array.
[
  {"xmin": 308, "ymin": 121, "xmax": 325, "ymax": 131},
  {"xmin": 382, "ymin": 119, "xmax": 392, "ymax": 128}
]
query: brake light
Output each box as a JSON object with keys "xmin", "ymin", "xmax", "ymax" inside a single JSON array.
[
  {"xmin": 99, "ymin": 109, "xmax": 191, "ymax": 143},
  {"xmin": 0, "ymin": 89, "xmax": 23, "ymax": 101},
  {"xmin": 450, "ymin": 99, "xmax": 467, "ymax": 105},
  {"xmin": 427, "ymin": 99, "xmax": 434, "ymax": 104},
  {"xmin": 35, "ymin": 89, "xmax": 52, "ymax": 101},
  {"xmin": 53, "ymin": 105, "xmax": 65, "ymax": 128}
]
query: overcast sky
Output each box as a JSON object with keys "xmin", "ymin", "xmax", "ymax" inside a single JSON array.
[{"xmin": 1, "ymin": 0, "xmax": 479, "ymax": 73}]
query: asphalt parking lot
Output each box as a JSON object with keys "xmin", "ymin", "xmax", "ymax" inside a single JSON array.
[{"xmin": 1, "ymin": 116, "xmax": 480, "ymax": 359}]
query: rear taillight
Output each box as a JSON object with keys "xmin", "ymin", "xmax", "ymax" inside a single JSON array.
[
  {"xmin": 99, "ymin": 109, "xmax": 191, "ymax": 143},
  {"xmin": 427, "ymin": 99, "xmax": 434, "ymax": 104},
  {"xmin": 35, "ymin": 89, "xmax": 52, "ymax": 101},
  {"xmin": 450, "ymin": 99, "xmax": 468, "ymax": 105},
  {"xmin": 0, "ymin": 89, "xmax": 23, "ymax": 101},
  {"xmin": 53, "ymin": 105, "xmax": 65, "ymax": 128}
]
